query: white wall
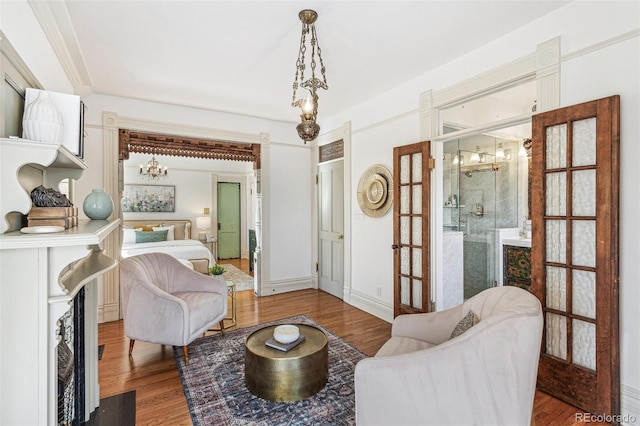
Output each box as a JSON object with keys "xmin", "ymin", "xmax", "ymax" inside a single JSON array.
[
  {"xmin": 267, "ymin": 143, "xmax": 313, "ymax": 284},
  {"xmin": 350, "ymin": 113, "xmax": 420, "ymax": 312},
  {"xmin": 324, "ymin": 1, "xmax": 639, "ymax": 420}
]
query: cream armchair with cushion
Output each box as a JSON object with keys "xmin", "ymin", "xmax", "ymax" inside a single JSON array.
[
  {"xmin": 355, "ymin": 286, "xmax": 543, "ymax": 426},
  {"xmin": 120, "ymin": 252, "xmax": 228, "ymax": 365}
]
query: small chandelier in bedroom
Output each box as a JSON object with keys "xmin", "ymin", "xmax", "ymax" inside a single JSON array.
[
  {"xmin": 139, "ymin": 155, "xmax": 168, "ymax": 180},
  {"xmin": 290, "ymin": 9, "xmax": 328, "ymax": 144}
]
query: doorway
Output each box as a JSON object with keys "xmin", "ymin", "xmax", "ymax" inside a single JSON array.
[
  {"xmin": 111, "ymin": 125, "xmax": 262, "ymax": 322},
  {"xmin": 317, "ymin": 160, "xmax": 344, "ymax": 299},
  {"xmin": 217, "ymin": 182, "xmax": 241, "ymax": 259},
  {"xmin": 433, "ymin": 76, "xmax": 536, "ymax": 311},
  {"xmin": 443, "ymin": 134, "xmax": 525, "ymax": 302}
]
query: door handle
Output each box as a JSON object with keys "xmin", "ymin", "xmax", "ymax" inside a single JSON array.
[
  {"xmin": 337, "ymin": 234, "xmax": 344, "ymax": 240},
  {"xmin": 391, "ymin": 244, "xmax": 400, "ymax": 250},
  {"xmin": 218, "ymin": 223, "xmax": 221, "ymax": 230}
]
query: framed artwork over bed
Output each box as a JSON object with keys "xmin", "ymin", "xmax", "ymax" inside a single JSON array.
[{"xmin": 122, "ymin": 184, "xmax": 175, "ymax": 212}]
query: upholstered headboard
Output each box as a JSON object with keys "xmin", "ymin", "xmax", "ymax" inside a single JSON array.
[{"xmin": 122, "ymin": 219, "xmax": 192, "ymax": 240}]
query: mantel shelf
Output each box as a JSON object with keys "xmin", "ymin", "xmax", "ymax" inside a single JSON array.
[
  {"xmin": 0, "ymin": 219, "xmax": 120, "ymax": 250},
  {"xmin": 1, "ymin": 137, "xmax": 86, "ymax": 170}
]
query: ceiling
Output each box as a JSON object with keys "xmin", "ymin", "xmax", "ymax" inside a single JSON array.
[{"xmin": 50, "ymin": 1, "xmax": 571, "ymax": 125}]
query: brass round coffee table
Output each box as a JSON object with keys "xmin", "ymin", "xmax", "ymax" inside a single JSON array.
[{"xmin": 244, "ymin": 323, "xmax": 328, "ymax": 402}]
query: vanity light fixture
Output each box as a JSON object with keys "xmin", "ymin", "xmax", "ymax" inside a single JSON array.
[
  {"xmin": 290, "ymin": 9, "xmax": 328, "ymax": 143},
  {"xmin": 452, "ymin": 153, "xmax": 465, "ymax": 166},
  {"xmin": 496, "ymin": 143, "xmax": 512, "ymax": 161},
  {"xmin": 519, "ymin": 138, "xmax": 532, "ymax": 157},
  {"xmin": 470, "ymin": 146, "xmax": 481, "ymax": 163}
]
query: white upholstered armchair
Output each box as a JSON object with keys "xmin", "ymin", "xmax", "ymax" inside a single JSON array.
[
  {"xmin": 355, "ymin": 286, "xmax": 543, "ymax": 426},
  {"xmin": 120, "ymin": 252, "xmax": 228, "ymax": 365}
]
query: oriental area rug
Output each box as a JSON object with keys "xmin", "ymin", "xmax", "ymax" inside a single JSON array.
[
  {"xmin": 219, "ymin": 263, "xmax": 254, "ymax": 292},
  {"xmin": 173, "ymin": 315, "xmax": 366, "ymax": 425}
]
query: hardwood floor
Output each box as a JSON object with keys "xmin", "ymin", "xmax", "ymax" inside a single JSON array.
[{"xmin": 98, "ymin": 259, "xmax": 607, "ymax": 425}]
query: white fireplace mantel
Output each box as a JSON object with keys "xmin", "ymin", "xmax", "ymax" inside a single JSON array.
[
  {"xmin": 0, "ymin": 129, "xmax": 121, "ymax": 425},
  {"xmin": 0, "ymin": 219, "xmax": 120, "ymax": 425}
]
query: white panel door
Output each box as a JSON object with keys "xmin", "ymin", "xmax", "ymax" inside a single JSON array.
[{"xmin": 318, "ymin": 160, "xmax": 344, "ymax": 299}]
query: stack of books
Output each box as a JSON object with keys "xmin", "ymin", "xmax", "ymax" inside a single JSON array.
[
  {"xmin": 27, "ymin": 207, "xmax": 78, "ymax": 229},
  {"xmin": 265, "ymin": 335, "xmax": 306, "ymax": 352}
]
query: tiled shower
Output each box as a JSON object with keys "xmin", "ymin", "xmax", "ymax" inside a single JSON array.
[{"xmin": 443, "ymin": 136, "xmax": 528, "ymax": 300}]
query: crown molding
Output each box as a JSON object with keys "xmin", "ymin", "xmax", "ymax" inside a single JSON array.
[{"xmin": 27, "ymin": 0, "xmax": 93, "ymax": 91}]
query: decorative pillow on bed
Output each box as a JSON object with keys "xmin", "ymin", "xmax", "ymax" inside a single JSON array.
[
  {"xmin": 135, "ymin": 229, "xmax": 168, "ymax": 243},
  {"xmin": 134, "ymin": 223, "xmax": 160, "ymax": 232},
  {"xmin": 164, "ymin": 222, "xmax": 187, "ymax": 239},
  {"xmin": 123, "ymin": 227, "xmax": 142, "ymax": 244},
  {"xmin": 153, "ymin": 225, "xmax": 175, "ymax": 240}
]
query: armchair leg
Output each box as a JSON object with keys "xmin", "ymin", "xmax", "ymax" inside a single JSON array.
[
  {"xmin": 129, "ymin": 339, "xmax": 135, "ymax": 356},
  {"xmin": 219, "ymin": 320, "xmax": 225, "ymax": 335},
  {"xmin": 183, "ymin": 346, "xmax": 189, "ymax": 365}
]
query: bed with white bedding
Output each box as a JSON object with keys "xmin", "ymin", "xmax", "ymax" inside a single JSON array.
[{"xmin": 121, "ymin": 219, "xmax": 214, "ymax": 274}]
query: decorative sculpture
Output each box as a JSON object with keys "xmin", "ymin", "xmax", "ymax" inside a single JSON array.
[{"xmin": 30, "ymin": 185, "xmax": 73, "ymax": 207}]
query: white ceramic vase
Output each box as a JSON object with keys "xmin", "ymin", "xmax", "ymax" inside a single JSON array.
[{"xmin": 22, "ymin": 91, "xmax": 64, "ymax": 144}]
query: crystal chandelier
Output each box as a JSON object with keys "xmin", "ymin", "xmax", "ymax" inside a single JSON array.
[
  {"xmin": 291, "ymin": 9, "xmax": 328, "ymax": 143},
  {"xmin": 139, "ymin": 155, "xmax": 168, "ymax": 180}
]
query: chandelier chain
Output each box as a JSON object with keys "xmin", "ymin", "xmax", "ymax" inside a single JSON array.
[
  {"xmin": 291, "ymin": 26, "xmax": 308, "ymax": 107},
  {"xmin": 291, "ymin": 9, "xmax": 328, "ymax": 143}
]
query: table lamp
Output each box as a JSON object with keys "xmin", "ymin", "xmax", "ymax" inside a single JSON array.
[{"xmin": 195, "ymin": 216, "xmax": 210, "ymax": 242}]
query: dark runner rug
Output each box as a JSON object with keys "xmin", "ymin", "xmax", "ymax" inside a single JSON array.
[{"xmin": 173, "ymin": 315, "xmax": 367, "ymax": 425}]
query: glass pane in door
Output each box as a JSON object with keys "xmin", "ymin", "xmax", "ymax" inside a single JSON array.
[
  {"xmin": 572, "ymin": 270, "xmax": 596, "ymax": 319},
  {"xmin": 572, "ymin": 118, "xmax": 596, "ymax": 166},
  {"xmin": 572, "ymin": 170, "xmax": 596, "ymax": 216},
  {"xmin": 546, "ymin": 313, "xmax": 567, "ymax": 360},
  {"xmin": 412, "ymin": 279, "xmax": 422, "ymax": 310},
  {"xmin": 573, "ymin": 320, "xmax": 596, "ymax": 371},
  {"xmin": 572, "ymin": 220, "xmax": 596, "ymax": 268},
  {"xmin": 546, "ymin": 266, "xmax": 566, "ymax": 312}
]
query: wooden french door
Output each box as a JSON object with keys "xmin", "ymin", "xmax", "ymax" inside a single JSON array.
[
  {"xmin": 393, "ymin": 141, "xmax": 431, "ymax": 317},
  {"xmin": 531, "ymin": 96, "xmax": 619, "ymax": 416}
]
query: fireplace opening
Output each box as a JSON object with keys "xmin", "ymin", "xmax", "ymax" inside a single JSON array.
[{"xmin": 57, "ymin": 288, "xmax": 85, "ymax": 426}]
